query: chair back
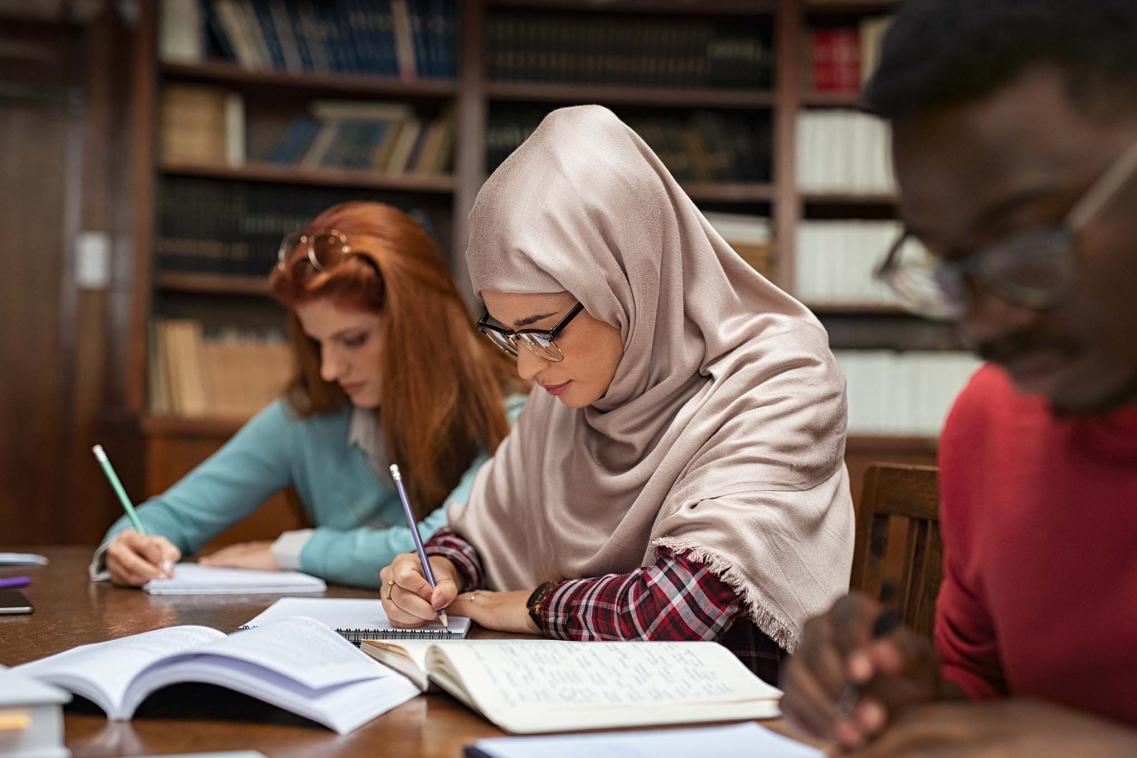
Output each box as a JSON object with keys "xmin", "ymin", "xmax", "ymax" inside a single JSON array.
[{"xmin": 851, "ymin": 463, "xmax": 942, "ymax": 638}]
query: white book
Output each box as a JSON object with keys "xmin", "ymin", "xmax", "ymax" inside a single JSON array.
[
  {"xmin": 143, "ymin": 563, "xmax": 326, "ymax": 595},
  {"xmin": 240, "ymin": 597, "xmax": 471, "ymax": 645},
  {"xmin": 0, "ymin": 669, "xmax": 70, "ymax": 758},
  {"xmin": 467, "ymin": 722, "xmax": 822, "ymax": 758},
  {"xmin": 362, "ymin": 639, "xmax": 782, "ymax": 734},
  {"xmin": 13, "ymin": 617, "xmax": 419, "ymax": 735}
]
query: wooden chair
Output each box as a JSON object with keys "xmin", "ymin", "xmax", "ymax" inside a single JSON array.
[{"xmin": 851, "ymin": 463, "xmax": 942, "ymax": 638}]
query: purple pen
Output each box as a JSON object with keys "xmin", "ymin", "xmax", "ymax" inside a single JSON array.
[
  {"xmin": 389, "ymin": 464, "xmax": 448, "ymax": 628},
  {"xmin": 0, "ymin": 576, "xmax": 31, "ymax": 589}
]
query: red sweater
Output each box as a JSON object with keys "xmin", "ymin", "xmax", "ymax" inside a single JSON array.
[{"xmin": 936, "ymin": 365, "xmax": 1137, "ymax": 725}]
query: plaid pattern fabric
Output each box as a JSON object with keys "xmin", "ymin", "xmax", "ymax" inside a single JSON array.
[{"xmin": 424, "ymin": 529, "xmax": 785, "ymax": 683}]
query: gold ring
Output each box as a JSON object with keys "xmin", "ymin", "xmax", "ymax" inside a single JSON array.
[{"xmin": 385, "ymin": 579, "xmax": 396, "ymax": 600}]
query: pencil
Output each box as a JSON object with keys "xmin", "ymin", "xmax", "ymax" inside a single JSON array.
[
  {"xmin": 92, "ymin": 444, "xmax": 147, "ymax": 536},
  {"xmin": 390, "ymin": 464, "xmax": 448, "ymax": 628}
]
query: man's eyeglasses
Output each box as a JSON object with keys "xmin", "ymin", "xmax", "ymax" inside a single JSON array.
[
  {"xmin": 277, "ymin": 230, "xmax": 353, "ymax": 272},
  {"xmin": 875, "ymin": 138, "xmax": 1137, "ymax": 321},
  {"xmin": 477, "ymin": 303, "xmax": 584, "ymax": 362}
]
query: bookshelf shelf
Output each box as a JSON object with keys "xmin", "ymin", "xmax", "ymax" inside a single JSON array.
[
  {"xmin": 486, "ymin": 0, "xmax": 777, "ymax": 16},
  {"xmin": 160, "ymin": 162, "xmax": 457, "ymax": 194},
  {"xmin": 156, "ymin": 273, "xmax": 270, "ymax": 296},
  {"xmin": 805, "ymin": 1, "xmax": 899, "ymax": 17},
  {"xmin": 802, "ymin": 91, "xmax": 863, "ymax": 107},
  {"xmin": 161, "ymin": 61, "xmax": 458, "ymax": 100},
  {"xmin": 682, "ymin": 182, "xmax": 775, "ymax": 203},
  {"xmin": 486, "ymin": 81, "xmax": 776, "ymax": 110}
]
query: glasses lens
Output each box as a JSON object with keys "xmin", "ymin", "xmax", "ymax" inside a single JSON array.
[
  {"xmin": 277, "ymin": 233, "xmax": 305, "ymax": 267},
  {"xmin": 882, "ymin": 237, "xmax": 969, "ymax": 320},
  {"xmin": 310, "ymin": 232, "xmax": 349, "ymax": 270},
  {"xmin": 518, "ymin": 334, "xmax": 564, "ymax": 362},
  {"xmin": 980, "ymin": 228, "xmax": 1077, "ymax": 306},
  {"xmin": 480, "ymin": 327, "xmax": 518, "ymax": 357}
]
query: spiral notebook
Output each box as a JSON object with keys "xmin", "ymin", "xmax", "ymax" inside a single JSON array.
[{"xmin": 238, "ymin": 597, "xmax": 470, "ymax": 645}]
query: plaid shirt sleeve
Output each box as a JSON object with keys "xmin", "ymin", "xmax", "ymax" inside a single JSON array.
[{"xmin": 424, "ymin": 527, "xmax": 485, "ymax": 592}]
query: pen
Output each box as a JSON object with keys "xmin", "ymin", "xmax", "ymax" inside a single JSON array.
[
  {"xmin": 0, "ymin": 576, "xmax": 31, "ymax": 589},
  {"xmin": 837, "ymin": 582, "xmax": 899, "ymax": 714},
  {"xmin": 389, "ymin": 464, "xmax": 448, "ymax": 628},
  {"xmin": 92, "ymin": 445, "xmax": 172, "ymax": 576}
]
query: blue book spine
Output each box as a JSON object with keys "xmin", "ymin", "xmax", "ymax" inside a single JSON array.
[
  {"xmin": 202, "ymin": 0, "xmax": 238, "ymax": 62},
  {"xmin": 376, "ymin": 0, "xmax": 398, "ymax": 76},
  {"xmin": 250, "ymin": 0, "xmax": 287, "ymax": 69}
]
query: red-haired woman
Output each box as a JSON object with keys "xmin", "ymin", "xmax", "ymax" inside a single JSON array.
[{"xmin": 92, "ymin": 201, "xmax": 526, "ymax": 588}]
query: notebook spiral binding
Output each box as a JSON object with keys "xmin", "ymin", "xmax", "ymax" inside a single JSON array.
[{"xmin": 236, "ymin": 625, "xmax": 459, "ymax": 646}]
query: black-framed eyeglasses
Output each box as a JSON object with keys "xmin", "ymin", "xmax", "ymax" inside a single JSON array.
[
  {"xmin": 875, "ymin": 138, "xmax": 1137, "ymax": 321},
  {"xmin": 476, "ymin": 302, "xmax": 585, "ymax": 362},
  {"xmin": 277, "ymin": 230, "xmax": 352, "ymax": 272}
]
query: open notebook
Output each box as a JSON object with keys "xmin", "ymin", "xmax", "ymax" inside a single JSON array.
[
  {"xmin": 239, "ymin": 597, "xmax": 471, "ymax": 645},
  {"xmin": 362, "ymin": 639, "xmax": 782, "ymax": 734},
  {"xmin": 143, "ymin": 564, "xmax": 326, "ymax": 595},
  {"xmin": 13, "ymin": 617, "xmax": 419, "ymax": 734}
]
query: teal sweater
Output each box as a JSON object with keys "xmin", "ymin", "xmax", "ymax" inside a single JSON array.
[{"xmin": 101, "ymin": 395, "xmax": 526, "ymax": 588}]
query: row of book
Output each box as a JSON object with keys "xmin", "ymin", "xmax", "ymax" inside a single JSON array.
[
  {"xmin": 486, "ymin": 13, "xmax": 772, "ymax": 89},
  {"xmin": 267, "ymin": 102, "xmax": 453, "ymax": 175},
  {"xmin": 487, "ymin": 107, "xmax": 771, "ymax": 183},
  {"xmin": 835, "ymin": 350, "xmax": 981, "ymax": 436},
  {"xmin": 704, "ymin": 212, "xmax": 774, "ymax": 280},
  {"xmin": 156, "ymin": 177, "xmax": 439, "ymax": 276},
  {"xmin": 161, "ymin": 0, "xmax": 458, "ymax": 78},
  {"xmin": 796, "ymin": 109, "xmax": 894, "ymax": 194},
  {"xmin": 161, "ymin": 84, "xmax": 245, "ymax": 166},
  {"xmin": 805, "ymin": 16, "xmax": 892, "ymax": 94},
  {"xmin": 150, "ymin": 319, "xmax": 292, "ymax": 419},
  {"xmin": 795, "ymin": 221, "xmax": 909, "ymax": 305}
]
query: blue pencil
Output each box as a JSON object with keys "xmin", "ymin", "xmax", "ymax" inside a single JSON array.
[{"xmin": 389, "ymin": 464, "xmax": 448, "ymax": 628}]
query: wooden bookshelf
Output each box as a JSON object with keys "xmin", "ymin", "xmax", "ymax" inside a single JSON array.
[
  {"xmin": 155, "ymin": 272, "xmax": 270, "ymax": 296},
  {"xmin": 161, "ymin": 61, "xmax": 458, "ymax": 99},
  {"xmin": 486, "ymin": 81, "xmax": 776, "ymax": 109},
  {"xmin": 116, "ymin": 0, "xmax": 936, "ymax": 519},
  {"xmin": 160, "ymin": 161, "xmax": 457, "ymax": 194}
]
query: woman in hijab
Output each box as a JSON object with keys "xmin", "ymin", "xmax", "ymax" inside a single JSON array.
[{"xmin": 379, "ymin": 106, "xmax": 853, "ymax": 681}]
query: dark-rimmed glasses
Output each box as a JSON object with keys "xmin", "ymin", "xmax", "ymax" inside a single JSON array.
[
  {"xmin": 277, "ymin": 230, "xmax": 352, "ymax": 272},
  {"xmin": 875, "ymin": 138, "xmax": 1137, "ymax": 321},
  {"xmin": 477, "ymin": 302, "xmax": 584, "ymax": 362}
]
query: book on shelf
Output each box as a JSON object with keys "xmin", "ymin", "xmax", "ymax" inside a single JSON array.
[
  {"xmin": 194, "ymin": 0, "xmax": 457, "ymax": 79},
  {"xmin": 488, "ymin": 106, "xmax": 769, "ymax": 182},
  {"xmin": 160, "ymin": 84, "xmax": 245, "ymax": 166},
  {"xmin": 159, "ymin": 0, "xmax": 204, "ymax": 63},
  {"xmin": 805, "ymin": 15, "xmax": 893, "ymax": 94},
  {"xmin": 150, "ymin": 319, "xmax": 292, "ymax": 420},
  {"xmin": 796, "ymin": 109, "xmax": 894, "ymax": 194},
  {"xmin": 486, "ymin": 12, "xmax": 772, "ymax": 89},
  {"xmin": 12, "ymin": 617, "xmax": 420, "ymax": 735},
  {"xmin": 703, "ymin": 211, "xmax": 773, "ymax": 279},
  {"xmin": 361, "ymin": 639, "xmax": 782, "ymax": 734},
  {"xmin": 795, "ymin": 220, "xmax": 906, "ymax": 305},
  {"xmin": 835, "ymin": 350, "xmax": 981, "ymax": 436},
  {"xmin": 267, "ymin": 102, "xmax": 452, "ymax": 177}
]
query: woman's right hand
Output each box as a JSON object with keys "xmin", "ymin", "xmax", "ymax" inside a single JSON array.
[
  {"xmin": 379, "ymin": 553, "xmax": 463, "ymax": 627},
  {"xmin": 105, "ymin": 529, "xmax": 181, "ymax": 586}
]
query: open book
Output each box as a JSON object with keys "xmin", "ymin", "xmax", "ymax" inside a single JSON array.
[
  {"xmin": 362, "ymin": 639, "xmax": 782, "ymax": 734},
  {"xmin": 13, "ymin": 617, "xmax": 419, "ymax": 734}
]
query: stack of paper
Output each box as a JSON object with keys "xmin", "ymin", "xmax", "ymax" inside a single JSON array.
[{"xmin": 143, "ymin": 563, "xmax": 326, "ymax": 595}]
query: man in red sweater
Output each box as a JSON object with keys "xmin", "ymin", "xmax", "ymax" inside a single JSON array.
[{"xmin": 779, "ymin": 0, "xmax": 1137, "ymax": 755}]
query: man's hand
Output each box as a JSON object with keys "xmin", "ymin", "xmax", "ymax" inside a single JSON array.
[
  {"xmin": 106, "ymin": 530, "xmax": 180, "ymax": 586},
  {"xmin": 780, "ymin": 592, "xmax": 941, "ymax": 751},
  {"xmin": 855, "ymin": 699, "xmax": 1137, "ymax": 757},
  {"xmin": 200, "ymin": 541, "xmax": 279, "ymax": 571}
]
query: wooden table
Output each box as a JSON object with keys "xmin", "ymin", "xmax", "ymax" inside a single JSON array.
[{"xmin": 1, "ymin": 547, "xmax": 804, "ymax": 757}]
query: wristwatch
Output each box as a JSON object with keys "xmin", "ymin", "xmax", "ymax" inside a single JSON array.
[{"xmin": 526, "ymin": 581, "xmax": 553, "ymax": 628}]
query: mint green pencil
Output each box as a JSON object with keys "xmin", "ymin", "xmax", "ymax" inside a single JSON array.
[{"xmin": 92, "ymin": 444, "xmax": 147, "ymax": 535}]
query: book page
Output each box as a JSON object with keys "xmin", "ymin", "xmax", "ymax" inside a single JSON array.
[
  {"xmin": 13, "ymin": 626, "xmax": 222, "ymax": 712},
  {"xmin": 442, "ymin": 640, "xmax": 779, "ymax": 711},
  {"xmin": 200, "ymin": 616, "xmax": 394, "ymax": 690}
]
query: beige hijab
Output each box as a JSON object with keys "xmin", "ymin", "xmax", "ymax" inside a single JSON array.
[{"xmin": 452, "ymin": 106, "xmax": 853, "ymax": 650}]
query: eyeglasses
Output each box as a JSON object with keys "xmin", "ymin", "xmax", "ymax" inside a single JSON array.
[
  {"xmin": 277, "ymin": 230, "xmax": 352, "ymax": 272},
  {"xmin": 875, "ymin": 138, "xmax": 1137, "ymax": 321},
  {"xmin": 476, "ymin": 302, "xmax": 585, "ymax": 362}
]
